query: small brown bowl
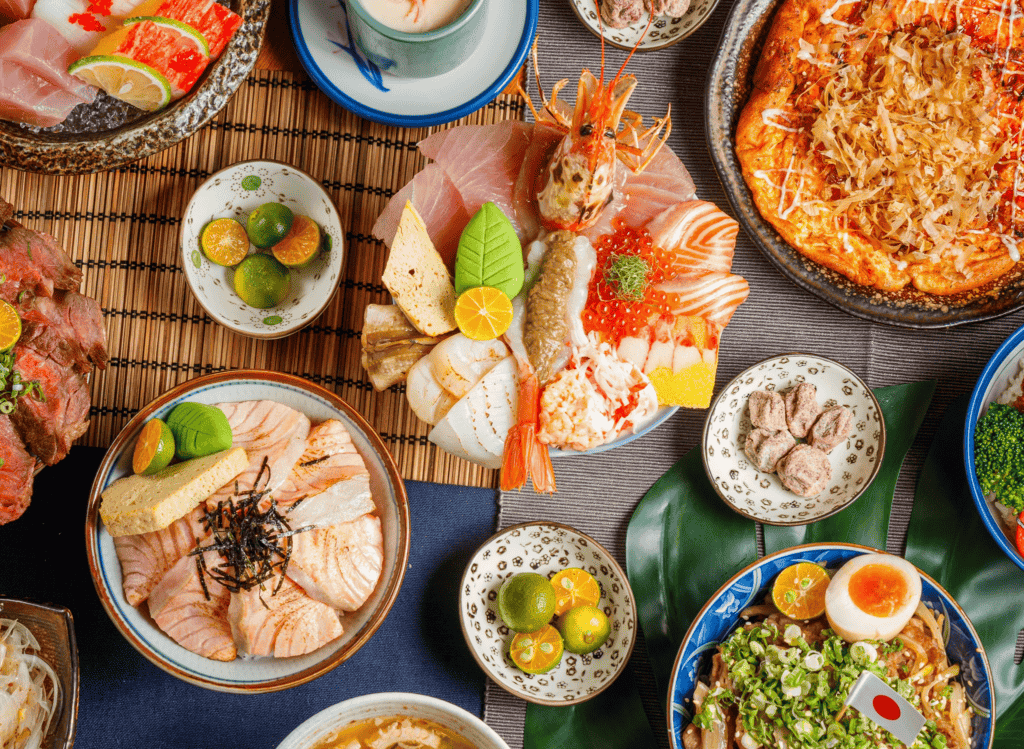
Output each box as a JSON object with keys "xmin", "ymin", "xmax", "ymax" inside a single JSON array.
[{"xmin": 0, "ymin": 598, "xmax": 79, "ymax": 749}]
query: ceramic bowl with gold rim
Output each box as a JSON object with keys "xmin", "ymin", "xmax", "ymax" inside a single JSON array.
[
  {"xmin": 458, "ymin": 521, "xmax": 637, "ymax": 706},
  {"xmin": 667, "ymin": 543, "xmax": 995, "ymax": 749},
  {"xmin": 85, "ymin": 370, "xmax": 410, "ymax": 693},
  {"xmin": 702, "ymin": 353, "xmax": 885, "ymax": 526},
  {"xmin": 180, "ymin": 160, "xmax": 345, "ymax": 340}
]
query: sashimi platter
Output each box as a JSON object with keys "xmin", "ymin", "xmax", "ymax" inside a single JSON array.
[
  {"xmin": 360, "ymin": 51, "xmax": 749, "ymax": 491},
  {"xmin": 3, "ymin": 0, "xmax": 1024, "ymax": 747}
]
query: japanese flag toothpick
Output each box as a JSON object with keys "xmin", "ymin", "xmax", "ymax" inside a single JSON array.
[{"xmin": 843, "ymin": 671, "xmax": 926, "ymax": 746}]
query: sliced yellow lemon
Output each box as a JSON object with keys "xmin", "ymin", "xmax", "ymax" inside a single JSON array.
[{"xmin": 69, "ymin": 56, "xmax": 172, "ymax": 112}]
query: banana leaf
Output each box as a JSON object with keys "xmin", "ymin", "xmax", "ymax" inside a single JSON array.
[
  {"xmin": 904, "ymin": 395, "xmax": 1024, "ymax": 748},
  {"xmin": 524, "ymin": 668, "xmax": 659, "ymax": 749},
  {"xmin": 765, "ymin": 382, "xmax": 935, "ymax": 552}
]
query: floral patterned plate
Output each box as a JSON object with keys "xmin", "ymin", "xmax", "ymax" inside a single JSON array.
[
  {"xmin": 458, "ymin": 522, "xmax": 637, "ymax": 706},
  {"xmin": 180, "ymin": 160, "xmax": 344, "ymax": 339},
  {"xmin": 667, "ymin": 543, "xmax": 995, "ymax": 749},
  {"xmin": 568, "ymin": 0, "xmax": 723, "ymax": 52},
  {"xmin": 702, "ymin": 353, "xmax": 885, "ymax": 525}
]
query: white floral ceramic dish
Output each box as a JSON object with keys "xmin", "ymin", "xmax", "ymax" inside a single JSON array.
[
  {"xmin": 180, "ymin": 160, "xmax": 345, "ymax": 340},
  {"xmin": 568, "ymin": 0, "xmax": 723, "ymax": 51},
  {"xmin": 702, "ymin": 354, "xmax": 885, "ymax": 525},
  {"xmin": 458, "ymin": 521, "xmax": 636, "ymax": 706}
]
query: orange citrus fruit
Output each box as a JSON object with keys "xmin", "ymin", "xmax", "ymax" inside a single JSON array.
[
  {"xmin": 201, "ymin": 218, "xmax": 250, "ymax": 267},
  {"xmin": 550, "ymin": 568, "xmax": 601, "ymax": 616},
  {"xmin": 509, "ymin": 625, "xmax": 564, "ymax": 674},
  {"xmin": 272, "ymin": 215, "xmax": 321, "ymax": 267},
  {"xmin": 0, "ymin": 300, "xmax": 21, "ymax": 352},
  {"xmin": 772, "ymin": 562, "xmax": 830, "ymax": 620},
  {"xmin": 454, "ymin": 286, "xmax": 513, "ymax": 341},
  {"xmin": 132, "ymin": 418, "xmax": 176, "ymax": 475}
]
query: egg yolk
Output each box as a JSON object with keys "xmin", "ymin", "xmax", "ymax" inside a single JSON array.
[{"xmin": 848, "ymin": 564, "xmax": 909, "ymax": 617}]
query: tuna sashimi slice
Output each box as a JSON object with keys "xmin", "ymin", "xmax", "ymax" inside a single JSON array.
[
  {"xmin": 18, "ymin": 290, "xmax": 109, "ymax": 373},
  {"xmin": 0, "ymin": 0, "xmax": 35, "ymax": 21},
  {"xmin": 10, "ymin": 347, "xmax": 90, "ymax": 465},
  {"xmin": 272, "ymin": 420, "xmax": 369, "ymax": 508},
  {"xmin": 114, "ymin": 506, "xmax": 204, "ymax": 606},
  {"xmin": 284, "ymin": 473, "xmax": 376, "ymax": 530},
  {"xmin": 0, "ymin": 62, "xmax": 89, "ymax": 128},
  {"xmin": 287, "ymin": 514, "xmax": 383, "ymax": 612},
  {"xmin": 229, "ymin": 574, "xmax": 343, "ymax": 658},
  {"xmin": 647, "ymin": 201, "xmax": 739, "ymax": 276},
  {"xmin": 583, "ymin": 142, "xmax": 697, "ymax": 241},
  {"xmin": 0, "ymin": 416, "xmax": 35, "ymax": 525},
  {"xmin": 0, "ymin": 226, "xmax": 82, "ymax": 299},
  {"xmin": 148, "ymin": 550, "xmax": 237, "ymax": 661},
  {"xmin": 418, "ymin": 121, "xmax": 533, "ymax": 240},
  {"xmin": 653, "ymin": 272, "xmax": 750, "ymax": 327},
  {"xmin": 0, "ymin": 19, "xmax": 96, "ymax": 101},
  {"xmin": 512, "ymin": 120, "xmax": 563, "ymax": 242},
  {"xmin": 372, "ymin": 163, "xmax": 469, "ymax": 270},
  {"xmin": 209, "ymin": 401, "xmax": 311, "ymax": 504}
]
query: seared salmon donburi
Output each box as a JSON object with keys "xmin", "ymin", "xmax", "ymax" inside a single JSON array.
[{"xmin": 736, "ymin": 0, "xmax": 1024, "ymax": 294}]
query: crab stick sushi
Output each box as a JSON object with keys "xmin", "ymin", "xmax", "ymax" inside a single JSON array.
[{"xmin": 0, "ymin": 18, "xmax": 97, "ymax": 127}]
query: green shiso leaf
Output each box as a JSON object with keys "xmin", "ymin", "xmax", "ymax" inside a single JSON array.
[{"xmin": 455, "ymin": 202, "xmax": 524, "ymax": 298}]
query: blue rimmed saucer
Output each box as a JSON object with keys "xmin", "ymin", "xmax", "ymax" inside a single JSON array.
[{"xmin": 288, "ymin": 0, "xmax": 539, "ymax": 127}]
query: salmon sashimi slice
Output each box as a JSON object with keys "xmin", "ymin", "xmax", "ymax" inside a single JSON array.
[
  {"xmin": 272, "ymin": 420, "xmax": 369, "ymax": 509},
  {"xmin": 647, "ymin": 201, "xmax": 739, "ymax": 275},
  {"xmin": 228, "ymin": 574, "xmax": 343, "ymax": 658},
  {"xmin": 0, "ymin": 415, "xmax": 35, "ymax": 525},
  {"xmin": 148, "ymin": 550, "xmax": 237, "ymax": 661},
  {"xmin": 583, "ymin": 143, "xmax": 698, "ymax": 241},
  {"xmin": 512, "ymin": 121, "xmax": 564, "ymax": 242},
  {"xmin": 372, "ymin": 163, "xmax": 469, "ymax": 270},
  {"xmin": 287, "ymin": 514, "xmax": 384, "ymax": 612},
  {"xmin": 418, "ymin": 121, "xmax": 533, "ymax": 241},
  {"xmin": 284, "ymin": 473, "xmax": 376, "ymax": 531},
  {"xmin": 209, "ymin": 401, "xmax": 310, "ymax": 505},
  {"xmin": 653, "ymin": 273, "xmax": 751, "ymax": 327},
  {"xmin": 114, "ymin": 506, "xmax": 204, "ymax": 606}
]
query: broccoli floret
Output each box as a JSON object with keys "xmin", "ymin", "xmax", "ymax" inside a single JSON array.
[{"xmin": 974, "ymin": 403, "xmax": 1024, "ymax": 512}]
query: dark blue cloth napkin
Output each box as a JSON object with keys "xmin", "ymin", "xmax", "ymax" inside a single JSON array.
[{"xmin": 0, "ymin": 447, "xmax": 497, "ymax": 748}]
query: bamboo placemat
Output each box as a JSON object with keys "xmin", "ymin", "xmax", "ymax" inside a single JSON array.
[{"xmin": 1, "ymin": 70, "xmax": 524, "ymax": 488}]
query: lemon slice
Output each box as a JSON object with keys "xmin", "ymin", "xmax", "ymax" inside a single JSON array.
[
  {"xmin": 124, "ymin": 16, "xmax": 211, "ymax": 57},
  {"xmin": 69, "ymin": 56, "xmax": 172, "ymax": 112}
]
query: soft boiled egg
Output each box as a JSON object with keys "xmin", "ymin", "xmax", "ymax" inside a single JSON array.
[{"xmin": 824, "ymin": 553, "xmax": 922, "ymax": 643}]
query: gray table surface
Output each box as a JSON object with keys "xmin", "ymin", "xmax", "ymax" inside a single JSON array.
[{"xmin": 483, "ymin": 1, "xmax": 1024, "ymax": 746}]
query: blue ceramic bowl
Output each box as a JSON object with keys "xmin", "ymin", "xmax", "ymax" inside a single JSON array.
[
  {"xmin": 964, "ymin": 322, "xmax": 1024, "ymax": 572},
  {"xmin": 347, "ymin": 0, "xmax": 488, "ymax": 78},
  {"xmin": 667, "ymin": 543, "xmax": 994, "ymax": 749}
]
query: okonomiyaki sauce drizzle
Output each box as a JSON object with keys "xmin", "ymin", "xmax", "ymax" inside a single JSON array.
[{"xmin": 754, "ymin": 0, "xmax": 1024, "ymax": 272}]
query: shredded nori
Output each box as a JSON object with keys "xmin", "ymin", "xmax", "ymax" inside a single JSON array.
[{"xmin": 189, "ymin": 457, "xmax": 312, "ymax": 606}]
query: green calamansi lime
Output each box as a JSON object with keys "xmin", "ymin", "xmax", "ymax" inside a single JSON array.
[
  {"xmin": 234, "ymin": 254, "xmax": 291, "ymax": 309},
  {"xmin": 132, "ymin": 418, "xmax": 176, "ymax": 475},
  {"xmin": 509, "ymin": 625, "xmax": 563, "ymax": 674},
  {"xmin": 272, "ymin": 215, "xmax": 321, "ymax": 268},
  {"xmin": 497, "ymin": 573, "xmax": 556, "ymax": 633},
  {"xmin": 201, "ymin": 218, "xmax": 249, "ymax": 267},
  {"xmin": 557, "ymin": 605, "xmax": 611, "ymax": 655},
  {"xmin": 246, "ymin": 203, "xmax": 294, "ymax": 249}
]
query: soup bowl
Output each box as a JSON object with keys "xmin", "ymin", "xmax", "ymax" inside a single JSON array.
[{"xmin": 346, "ymin": 0, "xmax": 488, "ymax": 78}]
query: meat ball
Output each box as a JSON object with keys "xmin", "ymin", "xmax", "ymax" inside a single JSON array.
[
  {"xmin": 647, "ymin": 0, "xmax": 690, "ymax": 14},
  {"xmin": 777, "ymin": 444, "xmax": 832, "ymax": 497},
  {"xmin": 748, "ymin": 390, "xmax": 787, "ymax": 431},
  {"xmin": 744, "ymin": 427, "xmax": 796, "ymax": 473},
  {"xmin": 809, "ymin": 406, "xmax": 853, "ymax": 453},
  {"xmin": 601, "ymin": 0, "xmax": 645, "ymax": 27},
  {"xmin": 784, "ymin": 382, "xmax": 821, "ymax": 438}
]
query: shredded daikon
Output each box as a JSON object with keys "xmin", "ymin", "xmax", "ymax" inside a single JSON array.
[{"xmin": 0, "ymin": 619, "xmax": 60, "ymax": 749}]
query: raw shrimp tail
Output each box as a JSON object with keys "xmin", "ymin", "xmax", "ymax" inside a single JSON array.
[{"xmin": 500, "ymin": 363, "xmax": 556, "ymax": 493}]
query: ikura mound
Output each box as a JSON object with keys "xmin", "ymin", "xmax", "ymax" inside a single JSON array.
[{"xmin": 736, "ymin": 0, "xmax": 1024, "ymax": 294}]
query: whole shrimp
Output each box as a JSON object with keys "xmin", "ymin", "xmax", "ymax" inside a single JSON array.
[{"xmin": 501, "ymin": 13, "xmax": 671, "ymax": 493}]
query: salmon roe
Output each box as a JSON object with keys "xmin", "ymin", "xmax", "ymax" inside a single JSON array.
[{"xmin": 582, "ymin": 224, "xmax": 679, "ymax": 342}]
